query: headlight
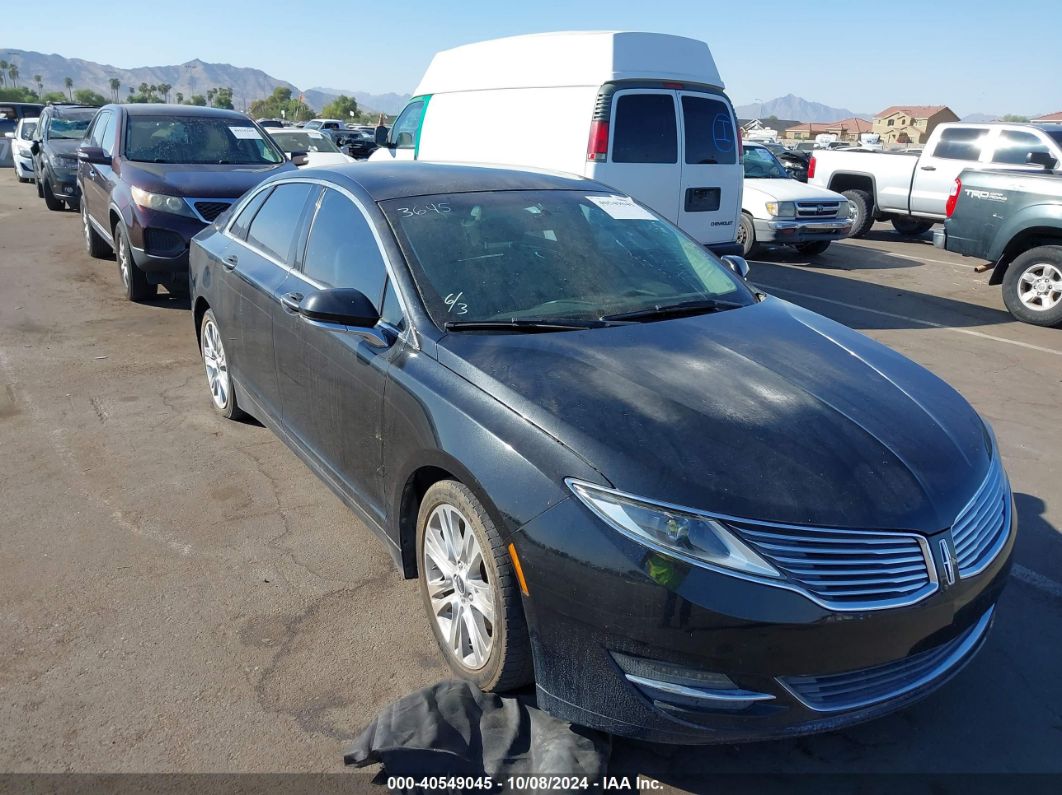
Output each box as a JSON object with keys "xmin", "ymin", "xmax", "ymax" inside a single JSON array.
[
  {"xmin": 50, "ymin": 154, "xmax": 76, "ymax": 169},
  {"xmin": 765, "ymin": 201, "xmax": 796, "ymax": 218},
  {"xmin": 131, "ymin": 186, "xmax": 195, "ymax": 218},
  {"xmin": 567, "ymin": 480, "xmax": 780, "ymax": 579}
]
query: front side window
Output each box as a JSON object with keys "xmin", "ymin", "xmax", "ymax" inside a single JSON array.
[
  {"xmin": 124, "ymin": 116, "xmax": 284, "ymax": 165},
  {"xmin": 382, "ymin": 190, "xmax": 752, "ymax": 328},
  {"xmin": 612, "ymin": 94, "xmax": 677, "ymax": 164},
  {"xmin": 682, "ymin": 96, "xmax": 738, "ymax": 165},
  {"xmin": 245, "ymin": 183, "xmax": 316, "ymax": 262},
  {"xmin": 389, "ymin": 100, "xmax": 425, "ymax": 149},
  {"xmin": 991, "ymin": 130, "xmax": 1052, "ymax": 165},
  {"xmin": 303, "ymin": 189, "xmax": 388, "ymax": 306},
  {"xmin": 932, "ymin": 128, "xmax": 987, "ymax": 161},
  {"xmin": 269, "ymin": 130, "xmax": 340, "ymax": 154},
  {"xmin": 230, "ymin": 187, "xmax": 273, "ymax": 241},
  {"xmin": 742, "ymin": 147, "xmax": 789, "ymax": 179},
  {"xmin": 46, "ymin": 112, "xmax": 94, "ymax": 140}
]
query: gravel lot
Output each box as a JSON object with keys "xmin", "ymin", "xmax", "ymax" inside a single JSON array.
[{"xmin": 1, "ymin": 168, "xmax": 1060, "ymax": 787}]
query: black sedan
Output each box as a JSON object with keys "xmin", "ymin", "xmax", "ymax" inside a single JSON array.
[{"xmin": 188, "ymin": 163, "xmax": 1013, "ymax": 744}]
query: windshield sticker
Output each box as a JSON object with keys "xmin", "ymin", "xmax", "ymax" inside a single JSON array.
[
  {"xmin": 587, "ymin": 195, "xmax": 656, "ymax": 220},
  {"xmin": 229, "ymin": 126, "xmax": 263, "ymax": 140}
]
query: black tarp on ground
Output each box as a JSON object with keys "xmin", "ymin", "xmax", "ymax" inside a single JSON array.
[{"xmin": 344, "ymin": 680, "xmax": 610, "ymax": 791}]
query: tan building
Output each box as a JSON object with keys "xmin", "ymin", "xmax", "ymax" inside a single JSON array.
[
  {"xmin": 781, "ymin": 122, "xmax": 831, "ymax": 141},
  {"xmin": 782, "ymin": 117, "xmax": 872, "ymax": 142},
  {"xmin": 872, "ymin": 105, "xmax": 959, "ymax": 144}
]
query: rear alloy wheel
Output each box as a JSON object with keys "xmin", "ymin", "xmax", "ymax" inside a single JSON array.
[
  {"xmin": 794, "ymin": 240, "xmax": 831, "ymax": 256},
  {"xmin": 199, "ymin": 309, "xmax": 244, "ymax": 419},
  {"xmin": 115, "ymin": 225, "xmax": 157, "ymax": 302},
  {"xmin": 891, "ymin": 216, "xmax": 934, "ymax": 237},
  {"xmin": 1002, "ymin": 246, "xmax": 1062, "ymax": 327},
  {"xmin": 736, "ymin": 213, "xmax": 760, "ymax": 257},
  {"xmin": 417, "ymin": 480, "xmax": 533, "ymax": 692},
  {"xmin": 83, "ymin": 202, "xmax": 112, "ymax": 259},
  {"xmin": 842, "ymin": 189, "xmax": 875, "ymax": 238},
  {"xmin": 42, "ymin": 179, "xmax": 64, "ymax": 211}
]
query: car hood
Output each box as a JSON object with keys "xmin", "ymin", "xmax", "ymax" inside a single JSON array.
[
  {"xmin": 45, "ymin": 138, "xmax": 81, "ymax": 156},
  {"xmin": 301, "ymin": 152, "xmax": 355, "ymax": 167},
  {"xmin": 743, "ymin": 178, "xmax": 846, "ymax": 203},
  {"xmin": 436, "ymin": 298, "xmax": 991, "ymax": 532},
  {"xmin": 120, "ymin": 161, "xmax": 295, "ymax": 198}
]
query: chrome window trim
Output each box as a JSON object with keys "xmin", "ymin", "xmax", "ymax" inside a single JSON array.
[
  {"xmin": 565, "ymin": 477, "xmax": 939, "ymax": 613},
  {"xmin": 778, "ymin": 606, "xmax": 995, "ymax": 713},
  {"xmin": 221, "ymin": 177, "xmax": 417, "ymax": 349}
]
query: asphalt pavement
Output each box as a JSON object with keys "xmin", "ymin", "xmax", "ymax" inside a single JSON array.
[{"xmin": 1, "ymin": 170, "xmax": 1060, "ymax": 788}]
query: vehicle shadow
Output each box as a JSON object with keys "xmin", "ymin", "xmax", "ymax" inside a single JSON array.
[
  {"xmin": 751, "ymin": 242, "xmax": 918, "ymax": 270},
  {"xmin": 142, "ymin": 291, "xmax": 191, "ymax": 311},
  {"xmin": 748, "ymin": 261, "xmax": 1015, "ymax": 330},
  {"xmin": 859, "ymin": 228, "xmax": 935, "ymax": 245}
]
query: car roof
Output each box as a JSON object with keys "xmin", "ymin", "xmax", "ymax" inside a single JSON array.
[
  {"xmin": 287, "ymin": 162, "xmax": 605, "ymax": 201},
  {"xmin": 114, "ymin": 103, "xmax": 252, "ymax": 120}
]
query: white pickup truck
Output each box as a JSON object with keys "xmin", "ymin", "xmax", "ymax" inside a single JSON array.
[{"xmin": 808, "ymin": 122, "xmax": 1062, "ymax": 237}]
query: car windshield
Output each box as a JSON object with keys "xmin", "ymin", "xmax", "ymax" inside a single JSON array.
[
  {"xmin": 124, "ymin": 116, "xmax": 284, "ymax": 164},
  {"xmin": 742, "ymin": 147, "xmax": 789, "ymax": 179},
  {"xmin": 47, "ymin": 113, "xmax": 94, "ymax": 140},
  {"xmin": 382, "ymin": 190, "xmax": 754, "ymax": 328},
  {"xmin": 269, "ymin": 130, "xmax": 340, "ymax": 153},
  {"xmin": 20, "ymin": 121, "xmax": 38, "ymax": 140}
]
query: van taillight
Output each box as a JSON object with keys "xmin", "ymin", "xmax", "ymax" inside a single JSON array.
[
  {"xmin": 587, "ymin": 120, "xmax": 609, "ymax": 161},
  {"xmin": 946, "ymin": 177, "xmax": 961, "ymax": 217},
  {"xmin": 808, "ymin": 156, "xmax": 816, "ymax": 179}
]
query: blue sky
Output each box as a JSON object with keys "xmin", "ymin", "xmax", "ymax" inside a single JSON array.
[{"xmin": 8, "ymin": 0, "xmax": 1057, "ymax": 116}]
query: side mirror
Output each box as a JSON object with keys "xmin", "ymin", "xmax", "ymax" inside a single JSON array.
[
  {"xmin": 289, "ymin": 151, "xmax": 309, "ymax": 167},
  {"xmin": 721, "ymin": 255, "xmax": 751, "ymax": 279},
  {"xmin": 300, "ymin": 288, "xmax": 380, "ymax": 327},
  {"xmin": 30, "ymin": 141, "xmax": 40, "ymax": 155},
  {"xmin": 374, "ymin": 126, "xmax": 389, "ymax": 146},
  {"xmin": 3, "ymin": 132, "xmax": 13, "ymax": 139},
  {"xmin": 77, "ymin": 145, "xmax": 109, "ymax": 164},
  {"xmin": 1026, "ymin": 151, "xmax": 1058, "ymax": 170}
]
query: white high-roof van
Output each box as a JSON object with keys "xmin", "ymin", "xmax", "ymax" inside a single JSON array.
[{"xmin": 371, "ymin": 31, "xmax": 744, "ymax": 254}]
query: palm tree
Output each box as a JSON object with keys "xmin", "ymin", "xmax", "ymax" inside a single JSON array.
[
  {"xmin": 175, "ymin": 91, "xmax": 184, "ymax": 104},
  {"xmin": 157, "ymin": 82, "xmax": 171, "ymax": 102},
  {"xmin": 0, "ymin": 60, "xmax": 7, "ymax": 88},
  {"xmin": 109, "ymin": 77, "xmax": 120, "ymax": 102},
  {"xmin": 64, "ymin": 76, "xmax": 73, "ymax": 100},
  {"xmin": 34, "ymin": 74, "xmax": 44, "ymax": 97},
  {"xmin": 8, "ymin": 65, "xmax": 19, "ymax": 89},
  {"xmin": 206, "ymin": 87, "xmax": 216, "ymax": 107}
]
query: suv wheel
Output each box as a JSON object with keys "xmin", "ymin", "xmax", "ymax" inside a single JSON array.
[
  {"xmin": 115, "ymin": 224, "xmax": 157, "ymax": 302},
  {"xmin": 1002, "ymin": 246, "xmax": 1062, "ymax": 327},
  {"xmin": 83, "ymin": 203, "xmax": 112, "ymax": 259},
  {"xmin": 42, "ymin": 179, "xmax": 64, "ymax": 211},
  {"xmin": 417, "ymin": 480, "xmax": 534, "ymax": 692}
]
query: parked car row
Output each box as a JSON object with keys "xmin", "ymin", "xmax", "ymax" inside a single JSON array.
[{"xmin": 6, "ymin": 31, "xmax": 1016, "ymax": 747}]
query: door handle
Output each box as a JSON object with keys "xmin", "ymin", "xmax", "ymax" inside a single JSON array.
[
  {"xmin": 919, "ymin": 165, "xmax": 936, "ymax": 171},
  {"xmin": 222, "ymin": 254, "xmax": 238, "ymax": 270},
  {"xmin": 280, "ymin": 292, "xmax": 304, "ymax": 313}
]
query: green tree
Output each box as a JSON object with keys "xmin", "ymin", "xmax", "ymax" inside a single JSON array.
[
  {"xmin": 36, "ymin": 75, "xmax": 45, "ymax": 96},
  {"xmin": 64, "ymin": 76, "xmax": 74, "ymax": 100},
  {"xmin": 1000, "ymin": 114, "xmax": 1029, "ymax": 122},
  {"xmin": 213, "ymin": 87, "xmax": 234, "ymax": 109},
  {"xmin": 109, "ymin": 77, "xmax": 120, "ymax": 101},
  {"xmin": 0, "ymin": 59, "xmax": 8, "ymax": 88},
  {"xmin": 157, "ymin": 82, "xmax": 172, "ymax": 102},
  {"xmin": 247, "ymin": 86, "xmax": 313, "ymax": 121},
  {"xmin": 175, "ymin": 91, "xmax": 184, "ymax": 104},
  {"xmin": 40, "ymin": 90, "xmax": 66, "ymax": 103},
  {"xmin": 188, "ymin": 94, "xmax": 207, "ymax": 106},
  {"xmin": 0, "ymin": 86, "xmax": 41, "ymax": 102},
  {"xmin": 74, "ymin": 88, "xmax": 107, "ymax": 106},
  {"xmin": 321, "ymin": 94, "xmax": 359, "ymax": 120},
  {"xmin": 8, "ymin": 64, "xmax": 19, "ymax": 88}
]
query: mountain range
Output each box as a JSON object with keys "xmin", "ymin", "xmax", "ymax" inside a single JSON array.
[{"xmin": 734, "ymin": 94, "xmax": 868, "ymax": 123}]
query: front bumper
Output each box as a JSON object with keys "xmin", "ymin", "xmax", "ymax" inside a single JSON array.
[
  {"xmin": 48, "ymin": 168, "xmax": 80, "ymax": 199},
  {"xmin": 516, "ymin": 494, "xmax": 1014, "ymax": 744},
  {"xmin": 754, "ymin": 217, "xmax": 852, "ymax": 244},
  {"xmin": 126, "ymin": 206, "xmax": 208, "ymax": 281}
]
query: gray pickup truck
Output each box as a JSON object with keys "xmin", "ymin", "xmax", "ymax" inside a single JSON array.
[{"xmin": 935, "ymin": 168, "xmax": 1062, "ymax": 327}]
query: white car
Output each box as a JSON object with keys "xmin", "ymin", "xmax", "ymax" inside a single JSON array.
[
  {"xmin": 738, "ymin": 143, "xmax": 853, "ymax": 257},
  {"xmin": 267, "ymin": 129, "xmax": 355, "ymax": 168},
  {"xmin": 8, "ymin": 117, "xmax": 39, "ymax": 182}
]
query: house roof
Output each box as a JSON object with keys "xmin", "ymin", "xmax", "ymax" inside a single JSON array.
[
  {"xmin": 1032, "ymin": 111, "xmax": 1062, "ymax": 122},
  {"xmin": 827, "ymin": 117, "xmax": 872, "ymax": 133},
  {"xmin": 875, "ymin": 105, "xmax": 949, "ymax": 119},
  {"xmin": 785, "ymin": 122, "xmax": 833, "ymax": 133}
]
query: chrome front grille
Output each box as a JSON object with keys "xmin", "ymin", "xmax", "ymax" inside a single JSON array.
[
  {"xmin": 735, "ymin": 524, "xmax": 935, "ymax": 610},
  {"xmin": 796, "ymin": 201, "xmax": 841, "ymax": 217},
  {"xmin": 951, "ymin": 461, "xmax": 1010, "ymax": 577},
  {"xmin": 779, "ymin": 607, "xmax": 994, "ymax": 712}
]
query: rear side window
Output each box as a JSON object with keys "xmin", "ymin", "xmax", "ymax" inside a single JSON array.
[
  {"xmin": 230, "ymin": 187, "xmax": 272, "ymax": 241},
  {"xmin": 932, "ymin": 128, "xmax": 987, "ymax": 161},
  {"xmin": 681, "ymin": 96, "xmax": 737, "ymax": 165},
  {"xmin": 390, "ymin": 100, "xmax": 425, "ymax": 149},
  {"xmin": 612, "ymin": 94, "xmax": 677, "ymax": 164},
  {"xmin": 303, "ymin": 189, "xmax": 388, "ymax": 307},
  {"xmin": 991, "ymin": 130, "xmax": 1052, "ymax": 165},
  {"xmin": 246, "ymin": 183, "xmax": 316, "ymax": 263}
]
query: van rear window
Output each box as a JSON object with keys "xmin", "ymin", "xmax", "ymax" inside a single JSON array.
[
  {"xmin": 681, "ymin": 96, "xmax": 737, "ymax": 165},
  {"xmin": 612, "ymin": 94, "xmax": 677, "ymax": 164}
]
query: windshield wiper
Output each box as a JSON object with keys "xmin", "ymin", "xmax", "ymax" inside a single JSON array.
[
  {"xmin": 444, "ymin": 319, "xmax": 615, "ymax": 333},
  {"xmin": 601, "ymin": 298, "xmax": 745, "ymax": 322}
]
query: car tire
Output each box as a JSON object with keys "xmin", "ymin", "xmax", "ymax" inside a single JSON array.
[
  {"xmin": 42, "ymin": 180, "xmax": 64, "ymax": 211},
  {"xmin": 36, "ymin": 178, "xmax": 43, "ymax": 198},
  {"xmin": 891, "ymin": 216, "xmax": 934, "ymax": 237},
  {"xmin": 82, "ymin": 202, "xmax": 113, "ymax": 259},
  {"xmin": 199, "ymin": 308, "xmax": 245, "ymax": 419},
  {"xmin": 737, "ymin": 213, "xmax": 760, "ymax": 257},
  {"xmin": 1001, "ymin": 246, "xmax": 1062, "ymax": 328},
  {"xmin": 17, "ymin": 176, "xmax": 29, "ymax": 184},
  {"xmin": 417, "ymin": 480, "xmax": 534, "ymax": 692},
  {"xmin": 794, "ymin": 240, "xmax": 831, "ymax": 256},
  {"xmin": 115, "ymin": 224, "xmax": 157, "ymax": 302},
  {"xmin": 843, "ymin": 189, "xmax": 875, "ymax": 238}
]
